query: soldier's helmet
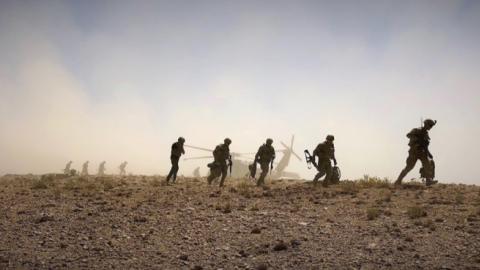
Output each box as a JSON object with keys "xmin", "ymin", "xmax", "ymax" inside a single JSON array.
[
  {"xmin": 423, "ymin": 119, "xmax": 437, "ymax": 128},
  {"xmin": 326, "ymin": 135, "xmax": 335, "ymax": 142},
  {"xmin": 178, "ymin": 137, "xmax": 185, "ymax": 143},
  {"xmin": 266, "ymin": 138, "xmax": 273, "ymax": 145},
  {"xmin": 224, "ymin": 138, "xmax": 232, "ymax": 145}
]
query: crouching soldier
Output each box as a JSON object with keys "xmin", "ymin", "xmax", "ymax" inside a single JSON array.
[
  {"xmin": 254, "ymin": 138, "xmax": 275, "ymax": 186},
  {"xmin": 166, "ymin": 137, "xmax": 186, "ymax": 183},
  {"xmin": 207, "ymin": 138, "xmax": 232, "ymax": 187},
  {"xmin": 312, "ymin": 135, "xmax": 337, "ymax": 186},
  {"xmin": 396, "ymin": 119, "xmax": 437, "ymax": 186}
]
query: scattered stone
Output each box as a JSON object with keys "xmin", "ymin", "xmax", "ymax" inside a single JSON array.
[
  {"xmin": 273, "ymin": 241, "xmax": 288, "ymax": 251},
  {"xmin": 251, "ymin": 227, "xmax": 261, "ymax": 234}
]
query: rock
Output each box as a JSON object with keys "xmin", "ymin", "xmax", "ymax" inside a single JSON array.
[
  {"xmin": 273, "ymin": 241, "xmax": 288, "ymax": 251},
  {"xmin": 290, "ymin": 239, "xmax": 301, "ymax": 247},
  {"xmin": 178, "ymin": 254, "xmax": 188, "ymax": 261},
  {"xmin": 251, "ymin": 227, "xmax": 261, "ymax": 234},
  {"xmin": 133, "ymin": 216, "xmax": 147, "ymax": 223},
  {"xmin": 256, "ymin": 263, "xmax": 268, "ymax": 270}
]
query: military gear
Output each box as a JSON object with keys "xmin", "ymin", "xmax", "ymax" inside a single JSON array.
[
  {"xmin": 248, "ymin": 162, "xmax": 257, "ymax": 178},
  {"xmin": 396, "ymin": 122, "xmax": 436, "ymax": 185},
  {"xmin": 167, "ymin": 140, "xmax": 186, "ymax": 183},
  {"xmin": 331, "ymin": 166, "xmax": 341, "ymax": 184},
  {"xmin": 207, "ymin": 142, "xmax": 231, "ymax": 187},
  {"xmin": 254, "ymin": 142, "xmax": 276, "ymax": 186}
]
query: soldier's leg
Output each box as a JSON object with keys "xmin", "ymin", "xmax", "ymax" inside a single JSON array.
[
  {"xmin": 257, "ymin": 162, "xmax": 269, "ymax": 186},
  {"xmin": 207, "ymin": 168, "xmax": 217, "ymax": 184},
  {"xmin": 219, "ymin": 165, "xmax": 228, "ymax": 187},
  {"xmin": 395, "ymin": 151, "xmax": 418, "ymax": 185},
  {"xmin": 323, "ymin": 162, "xmax": 333, "ymax": 187},
  {"xmin": 313, "ymin": 161, "xmax": 326, "ymax": 183},
  {"xmin": 419, "ymin": 154, "xmax": 437, "ymax": 186},
  {"xmin": 166, "ymin": 158, "xmax": 176, "ymax": 182},
  {"xmin": 172, "ymin": 158, "xmax": 179, "ymax": 182}
]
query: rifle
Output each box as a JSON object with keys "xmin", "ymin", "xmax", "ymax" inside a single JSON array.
[
  {"xmin": 228, "ymin": 155, "xmax": 233, "ymax": 176},
  {"xmin": 304, "ymin": 150, "xmax": 319, "ymax": 170}
]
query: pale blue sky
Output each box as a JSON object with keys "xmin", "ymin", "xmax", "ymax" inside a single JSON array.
[{"xmin": 1, "ymin": 0, "xmax": 479, "ymax": 183}]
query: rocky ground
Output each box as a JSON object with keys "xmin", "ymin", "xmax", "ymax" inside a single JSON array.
[{"xmin": 0, "ymin": 174, "xmax": 479, "ymax": 270}]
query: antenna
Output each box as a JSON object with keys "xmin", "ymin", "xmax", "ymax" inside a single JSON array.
[{"xmin": 420, "ymin": 117, "xmax": 423, "ymax": 128}]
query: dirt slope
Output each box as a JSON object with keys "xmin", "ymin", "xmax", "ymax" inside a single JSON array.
[{"xmin": 0, "ymin": 175, "xmax": 479, "ymax": 269}]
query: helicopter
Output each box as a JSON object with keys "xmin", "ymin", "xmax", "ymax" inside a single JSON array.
[{"xmin": 183, "ymin": 135, "xmax": 302, "ymax": 180}]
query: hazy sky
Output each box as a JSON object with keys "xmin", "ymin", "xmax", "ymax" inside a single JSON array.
[{"xmin": 1, "ymin": 0, "xmax": 479, "ymax": 184}]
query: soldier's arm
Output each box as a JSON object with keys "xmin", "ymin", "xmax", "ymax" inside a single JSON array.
[{"xmin": 255, "ymin": 147, "xmax": 262, "ymax": 162}]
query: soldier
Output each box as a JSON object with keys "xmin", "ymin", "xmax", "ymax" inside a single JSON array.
[
  {"xmin": 119, "ymin": 161, "xmax": 128, "ymax": 176},
  {"xmin": 193, "ymin": 167, "xmax": 201, "ymax": 178},
  {"xmin": 81, "ymin": 161, "xmax": 89, "ymax": 176},
  {"xmin": 254, "ymin": 138, "xmax": 276, "ymax": 186},
  {"xmin": 207, "ymin": 138, "xmax": 232, "ymax": 187},
  {"xmin": 396, "ymin": 119, "xmax": 438, "ymax": 186},
  {"xmin": 166, "ymin": 137, "xmax": 186, "ymax": 183},
  {"xmin": 312, "ymin": 135, "xmax": 337, "ymax": 186},
  {"xmin": 64, "ymin": 161, "xmax": 73, "ymax": 175},
  {"xmin": 98, "ymin": 161, "xmax": 106, "ymax": 176}
]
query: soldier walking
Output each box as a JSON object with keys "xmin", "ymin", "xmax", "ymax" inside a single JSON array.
[
  {"xmin": 166, "ymin": 137, "xmax": 185, "ymax": 183},
  {"xmin": 98, "ymin": 161, "xmax": 106, "ymax": 176},
  {"xmin": 81, "ymin": 161, "xmax": 89, "ymax": 176},
  {"xmin": 207, "ymin": 138, "xmax": 232, "ymax": 187},
  {"xmin": 312, "ymin": 135, "xmax": 337, "ymax": 186},
  {"xmin": 254, "ymin": 138, "xmax": 276, "ymax": 186},
  {"xmin": 119, "ymin": 161, "xmax": 128, "ymax": 176},
  {"xmin": 396, "ymin": 119, "xmax": 438, "ymax": 186},
  {"xmin": 64, "ymin": 161, "xmax": 73, "ymax": 175}
]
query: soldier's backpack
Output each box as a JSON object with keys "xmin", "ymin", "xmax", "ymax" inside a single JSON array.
[
  {"xmin": 248, "ymin": 163, "xmax": 257, "ymax": 179},
  {"xmin": 331, "ymin": 166, "xmax": 341, "ymax": 184},
  {"xmin": 419, "ymin": 159, "xmax": 435, "ymax": 179}
]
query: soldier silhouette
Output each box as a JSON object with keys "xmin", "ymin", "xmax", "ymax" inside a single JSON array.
[
  {"xmin": 253, "ymin": 138, "xmax": 275, "ymax": 186},
  {"xmin": 396, "ymin": 119, "xmax": 438, "ymax": 186},
  {"xmin": 81, "ymin": 161, "xmax": 89, "ymax": 176},
  {"xmin": 98, "ymin": 161, "xmax": 106, "ymax": 176},
  {"xmin": 64, "ymin": 161, "xmax": 73, "ymax": 175},
  {"xmin": 312, "ymin": 135, "xmax": 337, "ymax": 186},
  {"xmin": 166, "ymin": 137, "xmax": 185, "ymax": 183},
  {"xmin": 207, "ymin": 138, "xmax": 232, "ymax": 187},
  {"xmin": 119, "ymin": 161, "xmax": 128, "ymax": 176}
]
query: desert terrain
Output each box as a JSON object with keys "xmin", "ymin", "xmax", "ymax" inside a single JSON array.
[{"xmin": 0, "ymin": 174, "xmax": 479, "ymax": 269}]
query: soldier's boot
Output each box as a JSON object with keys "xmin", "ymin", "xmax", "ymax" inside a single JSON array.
[
  {"xmin": 207, "ymin": 175, "xmax": 214, "ymax": 185},
  {"xmin": 312, "ymin": 173, "xmax": 321, "ymax": 185},
  {"xmin": 425, "ymin": 178, "xmax": 438, "ymax": 186},
  {"xmin": 257, "ymin": 171, "xmax": 267, "ymax": 186},
  {"xmin": 219, "ymin": 176, "xmax": 226, "ymax": 187}
]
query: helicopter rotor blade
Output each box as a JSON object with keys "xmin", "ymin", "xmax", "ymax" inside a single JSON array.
[
  {"xmin": 184, "ymin": 145, "xmax": 213, "ymax": 152},
  {"xmin": 183, "ymin": 156, "xmax": 213, "ymax": 161},
  {"xmin": 291, "ymin": 151, "xmax": 302, "ymax": 161}
]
